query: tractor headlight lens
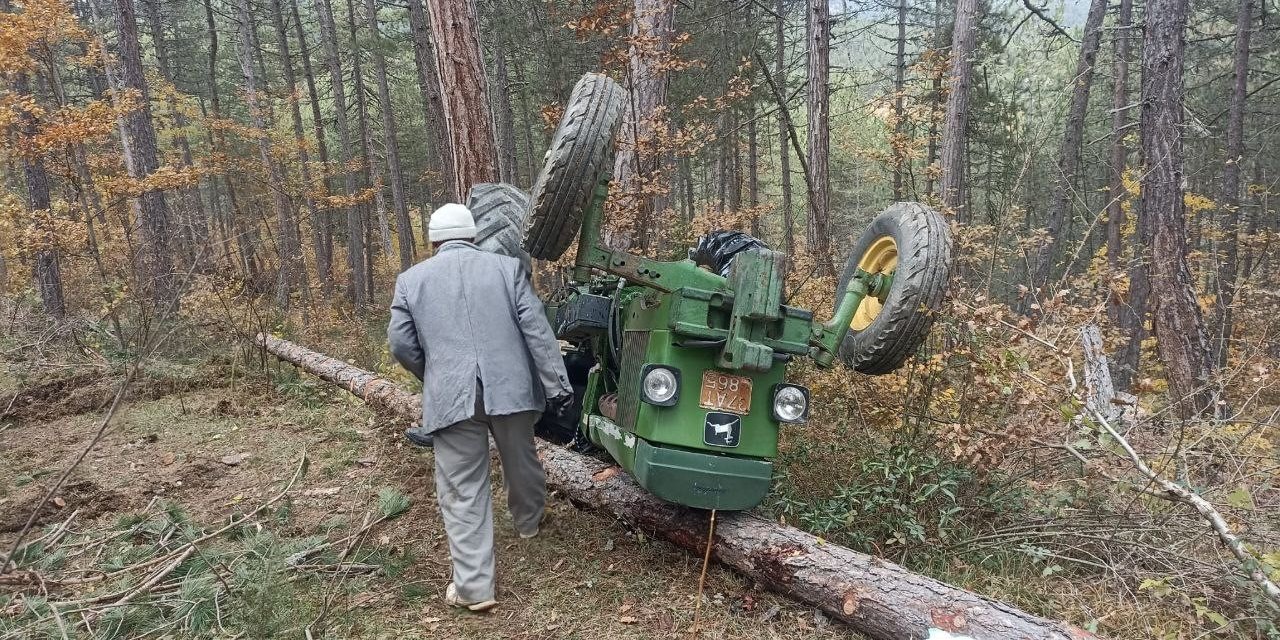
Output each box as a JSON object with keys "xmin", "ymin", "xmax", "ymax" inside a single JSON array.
[
  {"xmin": 641, "ymin": 365, "xmax": 680, "ymax": 406},
  {"xmin": 772, "ymin": 384, "xmax": 809, "ymax": 423}
]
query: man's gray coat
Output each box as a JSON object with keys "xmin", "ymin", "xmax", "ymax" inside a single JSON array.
[{"xmin": 388, "ymin": 241, "xmax": 572, "ymax": 433}]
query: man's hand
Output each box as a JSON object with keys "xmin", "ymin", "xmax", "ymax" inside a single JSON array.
[{"xmin": 547, "ymin": 393, "xmax": 575, "ymax": 416}]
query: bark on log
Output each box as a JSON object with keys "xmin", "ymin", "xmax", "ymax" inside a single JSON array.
[{"xmin": 255, "ymin": 334, "xmax": 1097, "ymax": 640}]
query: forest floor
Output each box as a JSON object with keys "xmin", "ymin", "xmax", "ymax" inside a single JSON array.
[{"xmin": 0, "ymin": 364, "xmax": 862, "ymax": 639}]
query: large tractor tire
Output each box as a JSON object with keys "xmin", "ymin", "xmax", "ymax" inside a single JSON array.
[
  {"xmin": 524, "ymin": 73, "xmax": 626, "ymax": 260},
  {"xmin": 836, "ymin": 202, "xmax": 951, "ymax": 375},
  {"xmin": 468, "ymin": 182, "xmax": 532, "ymax": 271}
]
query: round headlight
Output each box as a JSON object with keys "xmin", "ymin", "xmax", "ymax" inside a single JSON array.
[
  {"xmin": 642, "ymin": 367, "xmax": 679, "ymax": 404},
  {"xmin": 773, "ymin": 385, "xmax": 808, "ymax": 423}
]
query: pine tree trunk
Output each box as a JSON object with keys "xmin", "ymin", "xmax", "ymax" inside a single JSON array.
[
  {"xmin": 406, "ymin": 0, "xmax": 455, "ymax": 201},
  {"xmin": 237, "ymin": 0, "xmax": 300, "ymax": 311},
  {"xmin": 1212, "ymin": 0, "xmax": 1252, "ymax": 367},
  {"xmin": 891, "ymin": 0, "xmax": 907, "ymax": 200},
  {"xmin": 923, "ymin": 0, "xmax": 944, "ymax": 199},
  {"xmin": 489, "ymin": 27, "xmax": 520, "ymax": 184},
  {"xmin": 805, "ymin": 0, "xmax": 833, "ymax": 275},
  {"xmin": 269, "ymin": 0, "xmax": 333, "ymax": 294},
  {"xmin": 346, "ymin": 0, "xmax": 388, "ymax": 262},
  {"xmin": 142, "ymin": 0, "xmax": 205, "ymax": 268},
  {"xmin": 938, "ymin": 0, "xmax": 978, "ymax": 217},
  {"xmin": 1140, "ymin": 0, "xmax": 1216, "ymax": 418},
  {"xmin": 314, "ymin": 0, "xmax": 367, "ymax": 307},
  {"xmin": 748, "ymin": 101, "xmax": 761, "ymax": 238},
  {"xmin": 1028, "ymin": 0, "xmax": 1108, "ymax": 295},
  {"xmin": 289, "ymin": 0, "xmax": 334, "ymax": 293},
  {"xmin": 775, "ymin": 0, "xmax": 793, "ymax": 257},
  {"xmin": 1106, "ymin": 0, "xmax": 1134, "ymax": 329},
  {"xmin": 364, "ymin": 0, "xmax": 416, "ymax": 270},
  {"xmin": 426, "ymin": 0, "xmax": 499, "ymax": 199},
  {"xmin": 3, "ymin": 45, "xmax": 66, "ymax": 318},
  {"xmin": 200, "ymin": 0, "xmax": 259, "ymax": 282},
  {"xmin": 114, "ymin": 0, "xmax": 176, "ymax": 308},
  {"xmin": 611, "ymin": 0, "xmax": 675, "ymax": 251}
]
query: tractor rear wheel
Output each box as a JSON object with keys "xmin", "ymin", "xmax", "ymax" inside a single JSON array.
[
  {"xmin": 836, "ymin": 202, "xmax": 951, "ymax": 375},
  {"xmin": 468, "ymin": 182, "xmax": 531, "ymax": 271},
  {"xmin": 523, "ymin": 73, "xmax": 626, "ymax": 260}
]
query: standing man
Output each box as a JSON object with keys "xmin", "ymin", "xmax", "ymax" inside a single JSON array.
[{"xmin": 388, "ymin": 203, "xmax": 572, "ymax": 611}]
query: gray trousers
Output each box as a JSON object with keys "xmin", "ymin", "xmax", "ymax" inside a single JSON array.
[{"xmin": 432, "ymin": 392, "xmax": 545, "ymax": 602}]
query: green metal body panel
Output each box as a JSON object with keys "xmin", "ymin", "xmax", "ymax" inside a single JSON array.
[
  {"xmin": 585, "ymin": 414, "xmax": 773, "ymax": 511},
  {"xmin": 560, "ymin": 176, "xmax": 890, "ymax": 511}
]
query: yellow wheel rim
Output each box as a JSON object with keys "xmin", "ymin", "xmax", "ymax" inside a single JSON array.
[{"xmin": 850, "ymin": 236, "xmax": 898, "ymax": 331}]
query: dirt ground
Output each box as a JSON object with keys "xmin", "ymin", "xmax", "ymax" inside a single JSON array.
[{"xmin": 1, "ymin": 370, "xmax": 864, "ymax": 639}]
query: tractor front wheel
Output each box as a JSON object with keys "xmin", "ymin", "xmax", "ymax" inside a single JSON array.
[
  {"xmin": 523, "ymin": 73, "xmax": 626, "ymax": 260},
  {"xmin": 836, "ymin": 202, "xmax": 952, "ymax": 375}
]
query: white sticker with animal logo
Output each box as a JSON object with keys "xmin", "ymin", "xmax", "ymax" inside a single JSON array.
[{"xmin": 703, "ymin": 412, "xmax": 742, "ymax": 448}]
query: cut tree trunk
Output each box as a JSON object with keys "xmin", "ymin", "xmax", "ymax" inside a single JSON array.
[{"xmin": 256, "ymin": 334, "xmax": 1098, "ymax": 640}]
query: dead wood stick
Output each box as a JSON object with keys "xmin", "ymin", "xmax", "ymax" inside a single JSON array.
[
  {"xmin": 1091, "ymin": 410, "xmax": 1280, "ymax": 607},
  {"xmin": 256, "ymin": 334, "xmax": 1097, "ymax": 640}
]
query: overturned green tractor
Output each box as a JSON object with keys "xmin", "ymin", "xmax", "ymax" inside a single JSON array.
[{"xmin": 478, "ymin": 73, "xmax": 951, "ymax": 511}]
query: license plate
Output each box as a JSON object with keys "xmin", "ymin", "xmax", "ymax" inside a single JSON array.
[{"xmin": 699, "ymin": 371, "xmax": 751, "ymax": 415}]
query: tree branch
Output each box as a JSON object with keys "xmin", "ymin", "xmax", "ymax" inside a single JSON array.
[{"xmin": 1020, "ymin": 0, "xmax": 1077, "ymax": 42}]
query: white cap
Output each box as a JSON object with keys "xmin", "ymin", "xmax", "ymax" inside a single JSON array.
[{"xmin": 428, "ymin": 203, "xmax": 477, "ymax": 242}]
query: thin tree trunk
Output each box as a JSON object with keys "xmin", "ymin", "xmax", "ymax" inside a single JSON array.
[
  {"xmin": 938, "ymin": 0, "xmax": 979, "ymax": 218},
  {"xmin": 1028, "ymin": 0, "xmax": 1108, "ymax": 295},
  {"xmin": 805, "ymin": 0, "xmax": 833, "ymax": 274},
  {"xmin": 1, "ymin": 23, "xmax": 66, "ymax": 318},
  {"xmin": 237, "ymin": 0, "xmax": 299, "ymax": 310},
  {"xmin": 406, "ymin": 0, "xmax": 455, "ymax": 200},
  {"xmin": 314, "ymin": 0, "xmax": 367, "ymax": 307},
  {"xmin": 923, "ymin": 0, "xmax": 944, "ymax": 198},
  {"xmin": 489, "ymin": 27, "xmax": 519, "ymax": 184},
  {"xmin": 364, "ymin": 0, "xmax": 416, "ymax": 270},
  {"xmin": 1212, "ymin": 0, "xmax": 1252, "ymax": 367},
  {"xmin": 114, "ymin": 0, "xmax": 176, "ymax": 308},
  {"xmin": 775, "ymin": 0, "xmax": 793, "ymax": 257},
  {"xmin": 1140, "ymin": 0, "xmax": 1216, "ymax": 417},
  {"xmin": 201, "ymin": 0, "xmax": 259, "ymax": 282},
  {"xmin": 289, "ymin": 0, "xmax": 334, "ymax": 292},
  {"xmin": 513, "ymin": 53, "xmax": 538, "ymax": 185},
  {"xmin": 1106, "ymin": 0, "xmax": 1134, "ymax": 328},
  {"xmin": 891, "ymin": 0, "xmax": 907, "ymax": 200},
  {"xmin": 270, "ymin": 0, "xmax": 333, "ymax": 294},
  {"xmin": 347, "ymin": 0, "xmax": 388, "ymax": 261},
  {"xmin": 748, "ymin": 101, "xmax": 761, "ymax": 238},
  {"xmin": 426, "ymin": 0, "xmax": 499, "ymax": 199},
  {"xmin": 142, "ymin": 0, "xmax": 206, "ymax": 268}
]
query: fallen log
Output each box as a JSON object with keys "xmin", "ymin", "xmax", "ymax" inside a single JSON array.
[{"xmin": 256, "ymin": 334, "xmax": 1096, "ymax": 640}]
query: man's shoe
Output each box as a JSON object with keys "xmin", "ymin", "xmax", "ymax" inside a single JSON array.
[
  {"xmin": 445, "ymin": 583, "xmax": 497, "ymax": 612},
  {"xmin": 517, "ymin": 510, "xmax": 547, "ymax": 539},
  {"xmin": 405, "ymin": 424, "xmax": 434, "ymax": 448}
]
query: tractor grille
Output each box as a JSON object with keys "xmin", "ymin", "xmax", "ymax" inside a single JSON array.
[{"xmin": 617, "ymin": 331, "xmax": 650, "ymax": 430}]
